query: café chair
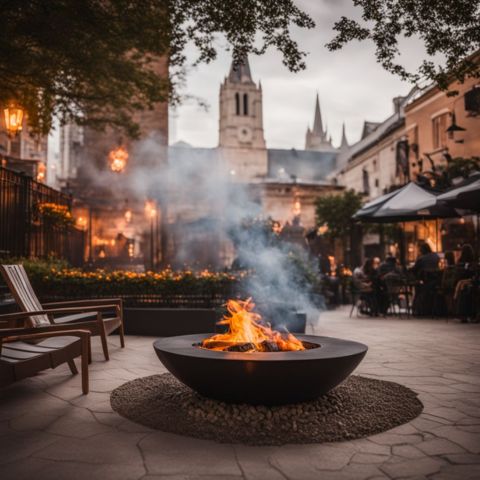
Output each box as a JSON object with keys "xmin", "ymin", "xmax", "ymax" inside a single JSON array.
[
  {"xmin": 0, "ymin": 316, "xmax": 90, "ymax": 394},
  {"xmin": 1, "ymin": 264, "xmax": 125, "ymax": 361}
]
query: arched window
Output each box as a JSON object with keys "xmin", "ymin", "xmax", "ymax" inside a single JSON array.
[
  {"xmin": 243, "ymin": 93, "xmax": 248, "ymax": 115},
  {"xmin": 235, "ymin": 93, "xmax": 240, "ymax": 115}
]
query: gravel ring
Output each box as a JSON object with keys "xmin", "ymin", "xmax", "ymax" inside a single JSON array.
[{"xmin": 110, "ymin": 373, "xmax": 423, "ymax": 446}]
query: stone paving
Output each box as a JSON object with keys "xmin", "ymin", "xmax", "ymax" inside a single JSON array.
[{"xmin": 1, "ymin": 307, "xmax": 480, "ymax": 479}]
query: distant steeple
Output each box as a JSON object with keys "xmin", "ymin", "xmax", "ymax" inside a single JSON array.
[
  {"xmin": 313, "ymin": 93, "xmax": 325, "ymax": 137},
  {"xmin": 305, "ymin": 93, "xmax": 332, "ymax": 150},
  {"xmin": 340, "ymin": 122, "xmax": 349, "ymax": 149},
  {"xmin": 228, "ymin": 54, "xmax": 253, "ymax": 84}
]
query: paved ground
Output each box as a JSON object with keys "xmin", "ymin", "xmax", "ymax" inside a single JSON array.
[{"xmin": 1, "ymin": 307, "xmax": 480, "ymax": 480}]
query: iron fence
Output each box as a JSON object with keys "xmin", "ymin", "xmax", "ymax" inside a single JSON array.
[{"xmin": 0, "ymin": 166, "xmax": 85, "ymax": 265}]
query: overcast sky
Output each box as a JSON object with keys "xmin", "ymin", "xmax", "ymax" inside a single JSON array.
[{"xmin": 172, "ymin": 0, "xmax": 425, "ymax": 150}]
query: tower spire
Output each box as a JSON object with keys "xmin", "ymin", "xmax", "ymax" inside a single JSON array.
[
  {"xmin": 340, "ymin": 122, "xmax": 349, "ymax": 149},
  {"xmin": 305, "ymin": 93, "xmax": 333, "ymax": 150},
  {"xmin": 313, "ymin": 93, "xmax": 325, "ymax": 137},
  {"xmin": 228, "ymin": 54, "xmax": 253, "ymax": 83}
]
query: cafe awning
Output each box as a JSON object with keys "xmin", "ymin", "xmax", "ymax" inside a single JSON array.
[
  {"xmin": 353, "ymin": 182, "xmax": 459, "ymax": 223},
  {"xmin": 437, "ymin": 174, "xmax": 480, "ymax": 212},
  {"xmin": 352, "ymin": 189, "xmax": 399, "ymax": 221}
]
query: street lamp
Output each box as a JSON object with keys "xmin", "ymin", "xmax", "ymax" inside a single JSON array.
[
  {"xmin": 36, "ymin": 162, "xmax": 46, "ymax": 183},
  {"xmin": 124, "ymin": 208, "xmax": 132, "ymax": 223},
  {"xmin": 3, "ymin": 103, "xmax": 24, "ymax": 137},
  {"xmin": 446, "ymin": 111, "xmax": 466, "ymax": 141},
  {"xmin": 145, "ymin": 200, "xmax": 157, "ymax": 271},
  {"xmin": 108, "ymin": 146, "xmax": 128, "ymax": 173}
]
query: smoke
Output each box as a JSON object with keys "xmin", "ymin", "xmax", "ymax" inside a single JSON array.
[{"xmin": 81, "ymin": 131, "xmax": 322, "ymax": 328}]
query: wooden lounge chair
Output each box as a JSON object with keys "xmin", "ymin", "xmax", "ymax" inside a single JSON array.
[
  {"xmin": 0, "ymin": 314, "xmax": 90, "ymax": 394},
  {"xmin": 0, "ymin": 264, "xmax": 125, "ymax": 361}
]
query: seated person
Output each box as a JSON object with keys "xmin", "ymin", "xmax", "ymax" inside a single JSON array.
[
  {"xmin": 353, "ymin": 258, "xmax": 374, "ymax": 292},
  {"xmin": 410, "ymin": 243, "xmax": 441, "ymax": 315},
  {"xmin": 378, "ymin": 256, "xmax": 401, "ymax": 278},
  {"xmin": 453, "ymin": 244, "xmax": 478, "ymax": 322},
  {"xmin": 411, "ymin": 242, "xmax": 440, "ymax": 279},
  {"xmin": 353, "ymin": 258, "xmax": 380, "ymax": 315},
  {"xmin": 455, "ymin": 244, "xmax": 476, "ymax": 280},
  {"xmin": 441, "ymin": 250, "xmax": 457, "ymax": 315}
]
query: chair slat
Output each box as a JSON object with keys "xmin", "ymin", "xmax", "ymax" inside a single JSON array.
[{"xmin": 0, "ymin": 265, "xmax": 50, "ymax": 327}]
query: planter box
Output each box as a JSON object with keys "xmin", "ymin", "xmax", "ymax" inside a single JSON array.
[
  {"xmin": 123, "ymin": 307, "xmax": 307, "ymax": 337},
  {"xmin": 270, "ymin": 313, "xmax": 307, "ymax": 334},
  {"xmin": 124, "ymin": 308, "xmax": 217, "ymax": 336}
]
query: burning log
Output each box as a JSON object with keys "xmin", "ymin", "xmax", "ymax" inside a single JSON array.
[
  {"xmin": 202, "ymin": 340, "xmax": 238, "ymax": 350},
  {"xmin": 225, "ymin": 343, "xmax": 256, "ymax": 352},
  {"xmin": 258, "ymin": 341, "xmax": 280, "ymax": 352}
]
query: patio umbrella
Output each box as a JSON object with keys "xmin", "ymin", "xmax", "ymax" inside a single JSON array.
[
  {"xmin": 352, "ymin": 189, "xmax": 400, "ymax": 220},
  {"xmin": 370, "ymin": 183, "xmax": 459, "ymax": 223},
  {"xmin": 353, "ymin": 182, "xmax": 459, "ymax": 223},
  {"xmin": 436, "ymin": 174, "xmax": 480, "ymax": 212}
]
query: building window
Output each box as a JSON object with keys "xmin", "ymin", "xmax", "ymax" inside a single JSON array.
[
  {"xmin": 374, "ymin": 178, "xmax": 379, "ymax": 188},
  {"xmin": 235, "ymin": 93, "xmax": 240, "ymax": 115},
  {"xmin": 362, "ymin": 168, "xmax": 370, "ymax": 195},
  {"xmin": 243, "ymin": 93, "xmax": 248, "ymax": 115},
  {"xmin": 432, "ymin": 113, "xmax": 448, "ymax": 149}
]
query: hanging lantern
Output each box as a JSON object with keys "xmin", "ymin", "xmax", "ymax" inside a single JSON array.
[
  {"xmin": 108, "ymin": 146, "xmax": 128, "ymax": 172},
  {"xmin": 3, "ymin": 103, "xmax": 24, "ymax": 137},
  {"xmin": 76, "ymin": 216, "xmax": 88, "ymax": 230},
  {"xmin": 144, "ymin": 200, "xmax": 157, "ymax": 219},
  {"xmin": 446, "ymin": 111, "xmax": 466, "ymax": 140},
  {"xmin": 124, "ymin": 208, "xmax": 132, "ymax": 223},
  {"xmin": 36, "ymin": 162, "xmax": 46, "ymax": 182}
]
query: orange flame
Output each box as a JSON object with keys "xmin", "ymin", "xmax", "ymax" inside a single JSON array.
[{"xmin": 201, "ymin": 298, "xmax": 305, "ymax": 352}]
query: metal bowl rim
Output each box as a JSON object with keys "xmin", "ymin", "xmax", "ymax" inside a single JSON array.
[{"xmin": 153, "ymin": 334, "xmax": 368, "ymax": 362}]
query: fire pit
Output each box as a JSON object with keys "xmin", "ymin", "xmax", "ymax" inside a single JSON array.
[
  {"xmin": 154, "ymin": 298, "xmax": 367, "ymax": 405},
  {"xmin": 154, "ymin": 333, "xmax": 367, "ymax": 405}
]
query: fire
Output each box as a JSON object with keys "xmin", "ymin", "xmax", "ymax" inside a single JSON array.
[{"xmin": 201, "ymin": 298, "xmax": 305, "ymax": 352}]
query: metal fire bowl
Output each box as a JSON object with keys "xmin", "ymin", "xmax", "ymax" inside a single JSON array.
[{"xmin": 153, "ymin": 334, "xmax": 368, "ymax": 405}]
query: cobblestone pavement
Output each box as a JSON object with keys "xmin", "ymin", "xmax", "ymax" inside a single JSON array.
[{"xmin": 1, "ymin": 307, "xmax": 479, "ymax": 480}]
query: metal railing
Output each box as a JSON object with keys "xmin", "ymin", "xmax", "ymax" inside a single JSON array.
[{"xmin": 0, "ymin": 166, "xmax": 85, "ymax": 265}]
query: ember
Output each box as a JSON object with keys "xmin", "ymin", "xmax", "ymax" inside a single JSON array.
[{"xmin": 201, "ymin": 298, "xmax": 305, "ymax": 352}]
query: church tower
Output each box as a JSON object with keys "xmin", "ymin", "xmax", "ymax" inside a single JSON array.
[
  {"xmin": 305, "ymin": 94, "xmax": 333, "ymax": 151},
  {"xmin": 218, "ymin": 55, "xmax": 267, "ymax": 180}
]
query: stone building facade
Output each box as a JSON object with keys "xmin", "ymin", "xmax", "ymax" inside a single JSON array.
[
  {"xmin": 332, "ymin": 53, "xmax": 480, "ymax": 263},
  {"xmin": 58, "ymin": 123, "xmax": 84, "ymax": 185},
  {"xmin": 218, "ymin": 59, "xmax": 268, "ymax": 180},
  {"xmin": 171, "ymin": 55, "xmax": 342, "ymax": 232},
  {"xmin": 334, "ymin": 52, "xmax": 480, "ymax": 202},
  {"xmin": 332, "ymin": 92, "xmax": 416, "ymax": 200},
  {"xmin": 404, "ymin": 72, "xmax": 480, "ymax": 178},
  {"xmin": 59, "ymin": 56, "xmax": 169, "ymax": 267}
]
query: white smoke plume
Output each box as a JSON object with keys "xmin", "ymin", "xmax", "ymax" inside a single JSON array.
[{"xmin": 81, "ymin": 131, "xmax": 322, "ymax": 329}]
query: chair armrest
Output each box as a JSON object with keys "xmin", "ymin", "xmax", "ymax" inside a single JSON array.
[
  {"xmin": 0, "ymin": 305, "xmax": 118, "ymax": 322},
  {"xmin": 3, "ymin": 329, "xmax": 91, "ymax": 343},
  {"xmin": 43, "ymin": 298, "xmax": 123, "ymax": 308},
  {"xmin": 0, "ymin": 324, "xmax": 93, "ymax": 339},
  {"xmin": 44, "ymin": 305, "xmax": 119, "ymax": 316}
]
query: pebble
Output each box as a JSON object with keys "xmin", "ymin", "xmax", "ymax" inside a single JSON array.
[{"xmin": 111, "ymin": 373, "xmax": 423, "ymax": 446}]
